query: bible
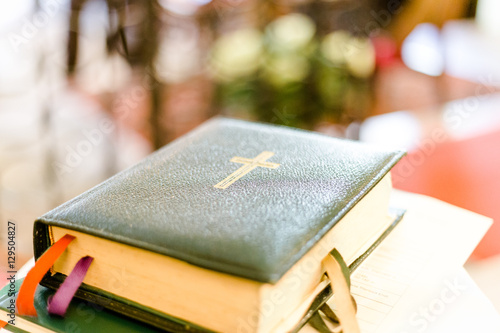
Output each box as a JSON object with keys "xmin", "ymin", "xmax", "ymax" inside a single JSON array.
[{"xmin": 31, "ymin": 117, "xmax": 404, "ymax": 332}]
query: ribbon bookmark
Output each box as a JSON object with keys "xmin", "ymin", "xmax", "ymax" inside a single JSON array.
[
  {"xmin": 321, "ymin": 249, "xmax": 360, "ymax": 333},
  {"xmin": 47, "ymin": 255, "xmax": 94, "ymax": 316},
  {"xmin": 16, "ymin": 234, "xmax": 75, "ymax": 317}
]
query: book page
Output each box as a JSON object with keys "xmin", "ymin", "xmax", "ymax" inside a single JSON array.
[
  {"xmin": 371, "ymin": 266, "xmax": 500, "ymax": 333},
  {"xmin": 352, "ymin": 190, "xmax": 495, "ymax": 332},
  {"xmin": 300, "ymin": 190, "xmax": 496, "ymax": 333}
]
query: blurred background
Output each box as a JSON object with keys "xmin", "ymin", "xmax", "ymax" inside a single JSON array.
[{"xmin": 1, "ymin": 0, "xmax": 500, "ymax": 314}]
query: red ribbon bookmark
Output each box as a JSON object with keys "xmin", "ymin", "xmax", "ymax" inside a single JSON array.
[
  {"xmin": 47, "ymin": 255, "xmax": 94, "ymax": 317},
  {"xmin": 16, "ymin": 234, "xmax": 75, "ymax": 316}
]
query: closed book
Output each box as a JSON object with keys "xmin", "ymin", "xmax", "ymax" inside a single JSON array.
[
  {"xmin": 32, "ymin": 117, "xmax": 404, "ymax": 332},
  {"xmin": 2, "ymin": 211, "xmax": 403, "ymax": 333}
]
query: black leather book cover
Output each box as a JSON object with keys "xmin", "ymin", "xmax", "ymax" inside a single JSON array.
[{"xmin": 34, "ymin": 117, "xmax": 405, "ymax": 283}]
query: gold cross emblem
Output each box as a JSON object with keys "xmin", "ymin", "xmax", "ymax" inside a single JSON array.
[{"xmin": 214, "ymin": 151, "xmax": 280, "ymax": 189}]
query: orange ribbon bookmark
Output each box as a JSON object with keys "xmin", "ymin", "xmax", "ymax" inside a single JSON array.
[{"xmin": 16, "ymin": 234, "xmax": 75, "ymax": 316}]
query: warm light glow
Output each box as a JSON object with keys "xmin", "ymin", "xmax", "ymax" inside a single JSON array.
[
  {"xmin": 266, "ymin": 13, "xmax": 316, "ymax": 52},
  {"xmin": 210, "ymin": 29, "xmax": 263, "ymax": 81},
  {"xmin": 321, "ymin": 30, "xmax": 352, "ymax": 65},
  {"xmin": 321, "ymin": 31, "xmax": 375, "ymax": 78},
  {"xmin": 345, "ymin": 37, "xmax": 375, "ymax": 78},
  {"xmin": 264, "ymin": 54, "xmax": 310, "ymax": 86}
]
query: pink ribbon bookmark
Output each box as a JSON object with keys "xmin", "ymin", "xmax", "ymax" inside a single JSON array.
[{"xmin": 47, "ymin": 256, "xmax": 94, "ymax": 317}]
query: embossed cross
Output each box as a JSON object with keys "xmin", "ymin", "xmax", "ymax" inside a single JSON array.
[{"xmin": 214, "ymin": 151, "xmax": 280, "ymax": 189}]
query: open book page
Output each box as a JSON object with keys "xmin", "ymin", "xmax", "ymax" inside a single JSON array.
[
  {"xmin": 299, "ymin": 267, "xmax": 500, "ymax": 333},
  {"xmin": 352, "ymin": 191, "xmax": 491, "ymax": 332},
  {"xmin": 375, "ymin": 266, "xmax": 500, "ymax": 333},
  {"xmin": 353, "ymin": 190, "xmax": 494, "ymax": 332},
  {"xmin": 300, "ymin": 190, "xmax": 496, "ymax": 333}
]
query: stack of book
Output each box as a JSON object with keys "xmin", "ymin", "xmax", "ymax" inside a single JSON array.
[{"xmin": 0, "ymin": 118, "xmax": 495, "ymax": 332}]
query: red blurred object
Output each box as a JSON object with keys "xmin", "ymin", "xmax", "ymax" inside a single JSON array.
[
  {"xmin": 372, "ymin": 35, "xmax": 400, "ymax": 68},
  {"xmin": 392, "ymin": 128, "xmax": 500, "ymax": 260}
]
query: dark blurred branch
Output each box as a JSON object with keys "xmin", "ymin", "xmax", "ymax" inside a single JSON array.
[
  {"xmin": 143, "ymin": 1, "xmax": 164, "ymax": 149},
  {"xmin": 68, "ymin": 0, "xmax": 86, "ymax": 75}
]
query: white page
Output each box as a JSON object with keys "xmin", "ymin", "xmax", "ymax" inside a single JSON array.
[
  {"xmin": 354, "ymin": 190, "xmax": 495, "ymax": 333},
  {"xmin": 301, "ymin": 190, "xmax": 495, "ymax": 333}
]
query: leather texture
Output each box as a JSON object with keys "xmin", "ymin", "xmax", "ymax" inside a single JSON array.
[{"xmin": 34, "ymin": 117, "xmax": 405, "ymax": 283}]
